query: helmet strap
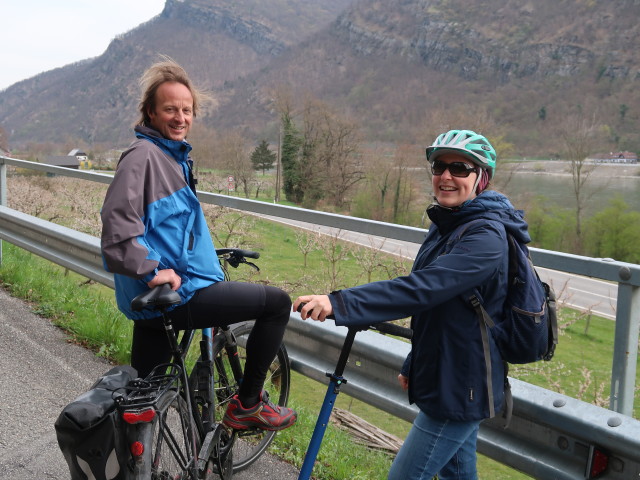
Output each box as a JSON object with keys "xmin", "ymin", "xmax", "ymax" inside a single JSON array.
[{"xmin": 467, "ymin": 169, "xmax": 482, "ymax": 201}]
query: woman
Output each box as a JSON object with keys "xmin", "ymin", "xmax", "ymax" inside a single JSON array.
[{"xmin": 294, "ymin": 129, "xmax": 531, "ymax": 479}]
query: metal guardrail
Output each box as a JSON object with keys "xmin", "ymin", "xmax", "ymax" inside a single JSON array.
[
  {"xmin": 2, "ymin": 157, "xmax": 640, "ymax": 479},
  {"xmin": 2, "ymin": 156, "xmax": 639, "ymax": 415}
]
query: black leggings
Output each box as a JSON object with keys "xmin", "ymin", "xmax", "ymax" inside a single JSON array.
[{"xmin": 131, "ymin": 281, "xmax": 291, "ymax": 405}]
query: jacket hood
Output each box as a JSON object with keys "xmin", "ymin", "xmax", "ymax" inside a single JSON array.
[{"xmin": 427, "ymin": 190, "xmax": 531, "ymax": 244}]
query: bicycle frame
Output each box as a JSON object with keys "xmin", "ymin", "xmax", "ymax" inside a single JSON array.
[
  {"xmin": 121, "ymin": 248, "xmax": 270, "ymax": 479},
  {"xmin": 122, "ymin": 296, "xmax": 237, "ymax": 479}
]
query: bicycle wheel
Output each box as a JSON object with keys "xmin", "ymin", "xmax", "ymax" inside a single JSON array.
[
  {"xmin": 146, "ymin": 389, "xmax": 200, "ymax": 480},
  {"xmin": 213, "ymin": 321, "xmax": 291, "ymax": 471}
]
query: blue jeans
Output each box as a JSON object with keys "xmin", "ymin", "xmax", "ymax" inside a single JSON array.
[{"xmin": 388, "ymin": 411, "xmax": 481, "ymax": 480}]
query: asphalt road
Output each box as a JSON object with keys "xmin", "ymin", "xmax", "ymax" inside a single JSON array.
[{"xmin": 0, "ymin": 287, "xmax": 299, "ymax": 480}]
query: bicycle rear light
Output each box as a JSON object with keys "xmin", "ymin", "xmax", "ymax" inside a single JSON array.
[
  {"xmin": 122, "ymin": 407, "xmax": 156, "ymax": 424},
  {"xmin": 130, "ymin": 441, "xmax": 145, "ymax": 457}
]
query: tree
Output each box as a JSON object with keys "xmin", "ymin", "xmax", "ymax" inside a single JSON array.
[
  {"xmin": 283, "ymin": 95, "xmax": 363, "ymax": 208},
  {"xmin": 269, "ymin": 85, "xmax": 296, "ymax": 203},
  {"xmin": 250, "ymin": 140, "xmax": 276, "ymax": 175},
  {"xmin": 352, "ymin": 145, "xmax": 417, "ymax": 224},
  {"xmin": 584, "ymin": 196, "xmax": 640, "ymax": 263},
  {"xmin": 188, "ymin": 123, "xmax": 218, "ymax": 172},
  {"xmin": 538, "ymin": 106, "xmax": 547, "ymax": 121},
  {"xmin": 0, "ymin": 126, "xmax": 9, "ymax": 153},
  {"xmin": 559, "ymin": 112, "xmax": 606, "ymax": 252},
  {"xmin": 314, "ymin": 105, "xmax": 363, "ymax": 209},
  {"xmin": 216, "ymin": 130, "xmax": 255, "ymax": 198},
  {"xmin": 280, "ymin": 112, "xmax": 303, "ymax": 203},
  {"xmin": 619, "ymin": 104, "xmax": 628, "ymax": 122}
]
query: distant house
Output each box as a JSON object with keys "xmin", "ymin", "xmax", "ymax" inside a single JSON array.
[
  {"xmin": 43, "ymin": 148, "xmax": 90, "ymax": 169},
  {"xmin": 44, "ymin": 155, "xmax": 80, "ymax": 169},
  {"xmin": 68, "ymin": 149, "xmax": 88, "ymax": 161},
  {"xmin": 590, "ymin": 151, "xmax": 638, "ymax": 164}
]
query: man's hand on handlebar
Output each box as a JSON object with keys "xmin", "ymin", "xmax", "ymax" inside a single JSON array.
[
  {"xmin": 293, "ymin": 295, "xmax": 334, "ymax": 322},
  {"xmin": 148, "ymin": 268, "xmax": 182, "ymax": 291}
]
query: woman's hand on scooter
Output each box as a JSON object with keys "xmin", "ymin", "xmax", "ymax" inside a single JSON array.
[{"xmin": 294, "ymin": 295, "xmax": 334, "ymax": 322}]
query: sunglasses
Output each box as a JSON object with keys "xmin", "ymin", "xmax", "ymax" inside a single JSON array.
[{"xmin": 430, "ymin": 160, "xmax": 478, "ymax": 178}]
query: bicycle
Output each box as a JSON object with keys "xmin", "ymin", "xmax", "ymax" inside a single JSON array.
[
  {"xmin": 117, "ymin": 248, "xmax": 291, "ymax": 479},
  {"xmin": 294, "ymin": 306, "xmax": 413, "ymax": 480}
]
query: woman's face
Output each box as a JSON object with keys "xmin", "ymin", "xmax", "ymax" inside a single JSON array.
[{"xmin": 431, "ymin": 153, "xmax": 479, "ymax": 208}]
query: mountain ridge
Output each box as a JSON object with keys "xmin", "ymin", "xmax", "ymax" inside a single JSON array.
[{"xmin": 1, "ymin": 0, "xmax": 639, "ymax": 155}]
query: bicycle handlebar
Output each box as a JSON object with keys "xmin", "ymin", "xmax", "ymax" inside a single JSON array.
[
  {"xmin": 370, "ymin": 321, "xmax": 413, "ymax": 339},
  {"xmin": 215, "ymin": 248, "xmax": 260, "ymax": 259},
  {"xmin": 296, "ymin": 303, "xmax": 412, "ymax": 339}
]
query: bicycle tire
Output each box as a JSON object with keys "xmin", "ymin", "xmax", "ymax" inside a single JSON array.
[
  {"xmin": 145, "ymin": 389, "xmax": 200, "ymax": 480},
  {"xmin": 212, "ymin": 321, "xmax": 291, "ymax": 472}
]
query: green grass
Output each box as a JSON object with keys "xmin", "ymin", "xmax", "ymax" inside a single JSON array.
[{"xmin": 1, "ymin": 210, "xmax": 639, "ymax": 479}]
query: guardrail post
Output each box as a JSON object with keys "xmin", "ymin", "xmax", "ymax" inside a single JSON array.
[
  {"xmin": 0, "ymin": 158, "xmax": 6, "ymax": 265},
  {"xmin": 610, "ymin": 276, "xmax": 640, "ymax": 416}
]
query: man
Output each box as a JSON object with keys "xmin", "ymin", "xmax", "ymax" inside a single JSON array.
[{"xmin": 101, "ymin": 56, "xmax": 296, "ymax": 432}]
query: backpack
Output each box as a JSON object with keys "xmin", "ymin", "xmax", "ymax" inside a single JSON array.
[
  {"xmin": 449, "ymin": 219, "xmax": 558, "ymax": 364},
  {"xmin": 55, "ymin": 365, "xmax": 137, "ymax": 480},
  {"xmin": 448, "ymin": 219, "xmax": 558, "ymax": 425}
]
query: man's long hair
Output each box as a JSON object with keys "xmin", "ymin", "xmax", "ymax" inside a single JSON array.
[{"xmin": 136, "ymin": 55, "xmax": 203, "ymax": 127}]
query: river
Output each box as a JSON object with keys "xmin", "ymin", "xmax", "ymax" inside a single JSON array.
[{"xmin": 499, "ymin": 162, "xmax": 640, "ymax": 216}]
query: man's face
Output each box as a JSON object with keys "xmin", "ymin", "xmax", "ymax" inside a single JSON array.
[{"xmin": 148, "ymin": 81, "xmax": 193, "ymax": 142}]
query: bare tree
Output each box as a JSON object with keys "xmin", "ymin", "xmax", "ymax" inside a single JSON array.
[
  {"xmin": 357, "ymin": 144, "xmax": 417, "ymax": 223},
  {"xmin": 271, "ymin": 90, "xmax": 363, "ymax": 208},
  {"xmin": 313, "ymin": 105, "xmax": 363, "ymax": 208},
  {"xmin": 204, "ymin": 205, "xmax": 256, "ymax": 248},
  {"xmin": 188, "ymin": 124, "xmax": 218, "ymax": 172},
  {"xmin": 269, "ymin": 85, "xmax": 297, "ymax": 203},
  {"xmin": 559, "ymin": 112, "xmax": 605, "ymax": 251},
  {"xmin": 0, "ymin": 126, "xmax": 9, "ymax": 153},
  {"xmin": 294, "ymin": 229, "xmax": 319, "ymax": 268},
  {"xmin": 315, "ymin": 229, "xmax": 352, "ymax": 292},
  {"xmin": 215, "ymin": 130, "xmax": 255, "ymax": 198}
]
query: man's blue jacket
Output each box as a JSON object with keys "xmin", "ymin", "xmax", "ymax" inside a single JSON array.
[
  {"xmin": 329, "ymin": 191, "xmax": 530, "ymax": 421},
  {"xmin": 101, "ymin": 126, "xmax": 224, "ymax": 320}
]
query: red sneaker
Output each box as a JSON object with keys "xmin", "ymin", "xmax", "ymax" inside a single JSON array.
[{"xmin": 222, "ymin": 391, "xmax": 297, "ymax": 431}]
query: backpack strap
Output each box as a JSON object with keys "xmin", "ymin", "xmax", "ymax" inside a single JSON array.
[
  {"xmin": 474, "ymin": 297, "xmax": 496, "ymax": 419},
  {"xmin": 503, "ymin": 365, "xmax": 513, "ymax": 427},
  {"xmin": 448, "ymin": 219, "xmax": 512, "ymax": 426}
]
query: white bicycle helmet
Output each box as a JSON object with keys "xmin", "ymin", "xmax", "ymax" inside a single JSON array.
[{"xmin": 426, "ymin": 129, "xmax": 497, "ymax": 179}]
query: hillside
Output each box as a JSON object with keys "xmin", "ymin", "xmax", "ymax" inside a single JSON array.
[
  {"xmin": 1, "ymin": 0, "xmax": 639, "ymax": 155},
  {"xmin": 0, "ymin": 0, "xmax": 349, "ymax": 147},
  {"xmin": 214, "ymin": 0, "xmax": 640, "ymax": 154}
]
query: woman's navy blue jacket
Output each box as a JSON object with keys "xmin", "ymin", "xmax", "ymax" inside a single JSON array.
[{"xmin": 328, "ymin": 191, "xmax": 530, "ymax": 421}]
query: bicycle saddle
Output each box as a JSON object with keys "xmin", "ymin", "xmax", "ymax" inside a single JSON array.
[{"xmin": 130, "ymin": 284, "xmax": 182, "ymax": 311}]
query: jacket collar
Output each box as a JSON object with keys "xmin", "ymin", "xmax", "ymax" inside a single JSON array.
[{"xmin": 134, "ymin": 125, "xmax": 192, "ymax": 163}]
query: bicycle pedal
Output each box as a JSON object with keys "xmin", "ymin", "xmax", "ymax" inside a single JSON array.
[{"xmin": 238, "ymin": 427, "xmax": 261, "ymax": 436}]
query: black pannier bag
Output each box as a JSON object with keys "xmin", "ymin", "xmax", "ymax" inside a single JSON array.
[{"xmin": 55, "ymin": 365, "xmax": 137, "ymax": 480}]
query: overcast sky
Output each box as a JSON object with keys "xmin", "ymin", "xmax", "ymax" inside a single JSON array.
[{"xmin": 1, "ymin": 0, "xmax": 166, "ymax": 91}]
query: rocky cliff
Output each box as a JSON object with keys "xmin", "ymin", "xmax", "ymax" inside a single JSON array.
[{"xmin": 1, "ymin": 0, "xmax": 639, "ymax": 154}]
